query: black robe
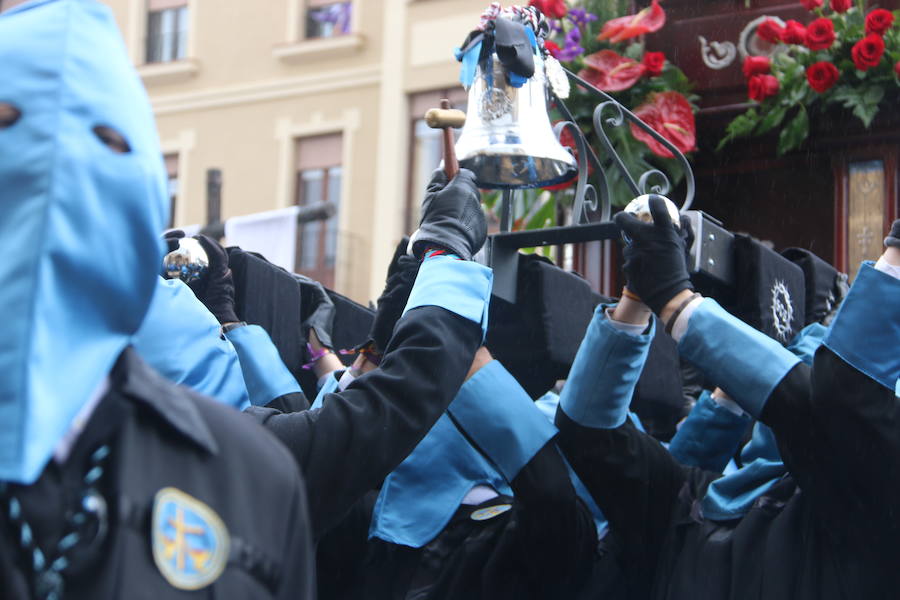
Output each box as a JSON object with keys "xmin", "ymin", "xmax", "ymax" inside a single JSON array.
[
  {"xmin": 363, "ymin": 442, "xmax": 598, "ymax": 600},
  {"xmin": 0, "ymin": 348, "xmax": 313, "ymax": 600},
  {"xmin": 556, "ymin": 347, "xmax": 900, "ymax": 599}
]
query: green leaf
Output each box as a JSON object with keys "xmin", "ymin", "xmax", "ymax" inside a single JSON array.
[
  {"xmin": 716, "ymin": 108, "xmax": 760, "ymax": 151},
  {"xmin": 863, "ymin": 86, "xmax": 885, "ymax": 105},
  {"xmin": 777, "ymin": 108, "xmax": 809, "ymax": 156},
  {"xmin": 756, "ymin": 105, "xmax": 788, "ymax": 134},
  {"xmin": 852, "ymin": 102, "xmax": 879, "ymax": 128}
]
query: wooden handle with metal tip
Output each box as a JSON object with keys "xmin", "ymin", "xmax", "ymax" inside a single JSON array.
[{"xmin": 423, "ymin": 99, "xmax": 465, "ymax": 179}]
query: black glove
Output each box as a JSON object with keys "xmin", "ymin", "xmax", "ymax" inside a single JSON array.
[
  {"xmin": 191, "ymin": 234, "xmax": 240, "ymax": 325},
  {"xmin": 368, "ymin": 238, "xmax": 421, "ymax": 354},
  {"xmin": 293, "ymin": 274, "xmax": 336, "ymax": 350},
  {"xmin": 613, "ymin": 195, "xmax": 693, "ymax": 315},
  {"xmin": 885, "ymin": 219, "xmax": 900, "ymax": 249},
  {"xmin": 410, "ymin": 168, "xmax": 486, "ymax": 261},
  {"xmin": 163, "ymin": 229, "xmax": 185, "ymax": 253}
]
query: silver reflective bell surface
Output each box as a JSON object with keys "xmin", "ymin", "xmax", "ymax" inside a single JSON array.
[
  {"xmin": 623, "ymin": 195, "xmax": 681, "ymax": 228},
  {"xmin": 455, "ymin": 53, "xmax": 577, "ymax": 189},
  {"xmin": 163, "ymin": 237, "xmax": 209, "ymax": 283}
]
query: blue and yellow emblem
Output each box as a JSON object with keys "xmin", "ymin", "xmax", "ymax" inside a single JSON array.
[
  {"xmin": 470, "ymin": 503, "xmax": 512, "ymax": 521},
  {"xmin": 152, "ymin": 487, "xmax": 230, "ymax": 590}
]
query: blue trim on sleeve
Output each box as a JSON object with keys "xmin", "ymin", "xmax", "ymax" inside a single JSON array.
[
  {"xmin": 226, "ymin": 324, "xmax": 302, "ymax": 406},
  {"xmin": 823, "ymin": 262, "xmax": 900, "ymax": 391},
  {"xmin": 310, "ymin": 371, "xmax": 341, "ymax": 410},
  {"xmin": 447, "ymin": 361, "xmax": 557, "ymax": 481},
  {"xmin": 786, "ymin": 323, "xmax": 827, "ymax": 366},
  {"xmin": 678, "ymin": 299, "xmax": 800, "ymax": 420},
  {"xmin": 403, "ymin": 255, "xmax": 492, "ymax": 339},
  {"xmin": 668, "ymin": 390, "xmax": 750, "ymax": 473},
  {"xmin": 559, "ymin": 304, "xmax": 654, "ymax": 429}
]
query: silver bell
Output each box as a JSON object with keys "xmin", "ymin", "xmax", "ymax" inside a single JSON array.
[
  {"xmin": 163, "ymin": 237, "xmax": 209, "ymax": 283},
  {"xmin": 455, "ymin": 52, "xmax": 577, "ymax": 189}
]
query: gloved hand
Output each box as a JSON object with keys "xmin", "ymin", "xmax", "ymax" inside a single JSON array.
[
  {"xmin": 368, "ymin": 237, "xmax": 421, "ymax": 354},
  {"xmin": 191, "ymin": 234, "xmax": 240, "ymax": 325},
  {"xmin": 410, "ymin": 168, "xmax": 486, "ymax": 261},
  {"xmin": 885, "ymin": 219, "xmax": 900, "ymax": 249},
  {"xmin": 293, "ymin": 274, "xmax": 336, "ymax": 350},
  {"xmin": 163, "ymin": 229, "xmax": 185, "ymax": 253},
  {"xmin": 614, "ymin": 195, "xmax": 693, "ymax": 315}
]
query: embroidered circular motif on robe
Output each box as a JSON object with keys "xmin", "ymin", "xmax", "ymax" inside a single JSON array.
[
  {"xmin": 152, "ymin": 487, "xmax": 230, "ymax": 590},
  {"xmin": 769, "ymin": 280, "xmax": 794, "ymax": 341},
  {"xmin": 470, "ymin": 503, "xmax": 513, "ymax": 521}
]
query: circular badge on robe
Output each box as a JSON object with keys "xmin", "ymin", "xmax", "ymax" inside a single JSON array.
[
  {"xmin": 470, "ymin": 503, "xmax": 512, "ymax": 521},
  {"xmin": 152, "ymin": 487, "xmax": 230, "ymax": 590},
  {"xmin": 769, "ymin": 280, "xmax": 794, "ymax": 342}
]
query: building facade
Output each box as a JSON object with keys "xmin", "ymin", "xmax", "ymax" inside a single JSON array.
[{"xmin": 104, "ymin": 0, "xmax": 486, "ymax": 303}]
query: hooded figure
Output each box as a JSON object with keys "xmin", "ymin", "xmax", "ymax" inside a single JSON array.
[
  {"xmin": 0, "ymin": 3, "xmax": 312, "ymax": 598},
  {"xmin": 0, "ymin": 0, "xmax": 169, "ymax": 484}
]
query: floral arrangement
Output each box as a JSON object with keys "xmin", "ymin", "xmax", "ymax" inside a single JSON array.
[
  {"xmin": 719, "ymin": 0, "xmax": 900, "ymax": 155},
  {"xmin": 530, "ymin": 0, "xmax": 699, "ymax": 207}
]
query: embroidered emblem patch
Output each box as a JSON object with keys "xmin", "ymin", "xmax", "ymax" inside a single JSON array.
[
  {"xmin": 470, "ymin": 504, "xmax": 512, "ymax": 521},
  {"xmin": 152, "ymin": 487, "xmax": 230, "ymax": 590},
  {"xmin": 770, "ymin": 280, "xmax": 794, "ymax": 342}
]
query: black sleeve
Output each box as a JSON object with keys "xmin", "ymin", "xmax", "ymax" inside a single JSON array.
[
  {"xmin": 263, "ymin": 391, "xmax": 309, "ymax": 413},
  {"xmin": 245, "ymin": 305, "xmax": 482, "ymax": 539},
  {"xmin": 553, "ymin": 411, "xmax": 712, "ymax": 597},
  {"xmin": 509, "ymin": 440, "xmax": 598, "ymax": 595},
  {"xmin": 276, "ymin": 468, "xmax": 316, "ymax": 600},
  {"xmin": 760, "ymin": 347, "xmax": 900, "ymax": 546}
]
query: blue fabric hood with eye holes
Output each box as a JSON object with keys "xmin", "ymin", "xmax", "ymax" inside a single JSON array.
[{"xmin": 0, "ymin": 0, "xmax": 169, "ymax": 483}]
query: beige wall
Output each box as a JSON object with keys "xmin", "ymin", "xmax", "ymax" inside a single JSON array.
[{"xmin": 103, "ymin": 0, "xmax": 486, "ymax": 303}]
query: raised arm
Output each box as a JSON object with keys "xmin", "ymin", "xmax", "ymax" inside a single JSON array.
[{"xmin": 246, "ymin": 169, "xmax": 491, "ymax": 538}]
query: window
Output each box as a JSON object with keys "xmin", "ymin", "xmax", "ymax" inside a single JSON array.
[
  {"xmin": 295, "ymin": 134, "xmax": 343, "ymax": 288},
  {"xmin": 305, "ymin": 0, "xmax": 352, "ymax": 39},
  {"xmin": 406, "ymin": 89, "xmax": 467, "ymax": 232},
  {"xmin": 146, "ymin": 0, "xmax": 188, "ymax": 64},
  {"xmin": 164, "ymin": 153, "xmax": 179, "ymax": 229}
]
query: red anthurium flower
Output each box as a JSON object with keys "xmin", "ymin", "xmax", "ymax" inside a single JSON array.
[
  {"xmin": 852, "ymin": 33, "xmax": 886, "ymax": 71},
  {"xmin": 830, "ymin": 0, "xmax": 852, "ymax": 13},
  {"xmin": 642, "ymin": 51, "xmax": 666, "ymax": 76},
  {"xmin": 742, "ymin": 56, "xmax": 771, "ymax": 78},
  {"xmin": 806, "ymin": 61, "xmax": 839, "ymax": 92},
  {"xmin": 805, "ymin": 17, "xmax": 836, "ymax": 50},
  {"xmin": 580, "ymin": 50, "xmax": 647, "ymax": 92},
  {"xmin": 756, "ymin": 18, "xmax": 785, "ymax": 43},
  {"xmin": 865, "ymin": 9, "xmax": 895, "ymax": 36},
  {"xmin": 630, "ymin": 92, "xmax": 697, "ymax": 158},
  {"xmin": 781, "ymin": 20, "xmax": 807, "ymax": 44},
  {"xmin": 597, "ymin": 0, "xmax": 666, "ymax": 43},
  {"xmin": 529, "ymin": 0, "xmax": 567, "ymax": 19},
  {"xmin": 800, "ymin": 0, "xmax": 823, "ymax": 9},
  {"xmin": 544, "ymin": 125, "xmax": 592, "ymax": 191},
  {"xmin": 748, "ymin": 74, "xmax": 780, "ymax": 101},
  {"xmin": 895, "ymin": 60, "xmax": 900, "ymax": 77}
]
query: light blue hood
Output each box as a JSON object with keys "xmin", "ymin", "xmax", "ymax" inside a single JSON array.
[{"xmin": 0, "ymin": 0, "xmax": 169, "ymax": 483}]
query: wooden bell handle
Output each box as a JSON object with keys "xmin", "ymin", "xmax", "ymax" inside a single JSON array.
[{"xmin": 439, "ymin": 99, "xmax": 459, "ymax": 180}]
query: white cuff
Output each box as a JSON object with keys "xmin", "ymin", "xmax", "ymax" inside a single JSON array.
[
  {"xmin": 670, "ymin": 297, "xmax": 705, "ymax": 342},
  {"xmin": 604, "ymin": 307, "xmax": 650, "ymax": 337}
]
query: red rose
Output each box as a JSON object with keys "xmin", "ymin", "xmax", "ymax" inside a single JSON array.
[
  {"xmin": 742, "ymin": 55, "xmax": 771, "ymax": 78},
  {"xmin": 748, "ymin": 74, "xmax": 780, "ymax": 101},
  {"xmin": 800, "ymin": 0, "xmax": 823, "ymax": 9},
  {"xmin": 830, "ymin": 0, "xmax": 852, "ymax": 13},
  {"xmin": 852, "ymin": 33, "xmax": 886, "ymax": 71},
  {"xmin": 805, "ymin": 17, "xmax": 835, "ymax": 50},
  {"xmin": 756, "ymin": 18, "xmax": 785, "ymax": 43},
  {"xmin": 642, "ymin": 51, "xmax": 666, "ymax": 76},
  {"xmin": 865, "ymin": 9, "xmax": 895, "ymax": 36},
  {"xmin": 806, "ymin": 61, "xmax": 839, "ymax": 92},
  {"xmin": 781, "ymin": 20, "xmax": 807, "ymax": 44},
  {"xmin": 529, "ymin": 0, "xmax": 567, "ymax": 19},
  {"xmin": 544, "ymin": 40, "xmax": 562, "ymax": 59}
]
